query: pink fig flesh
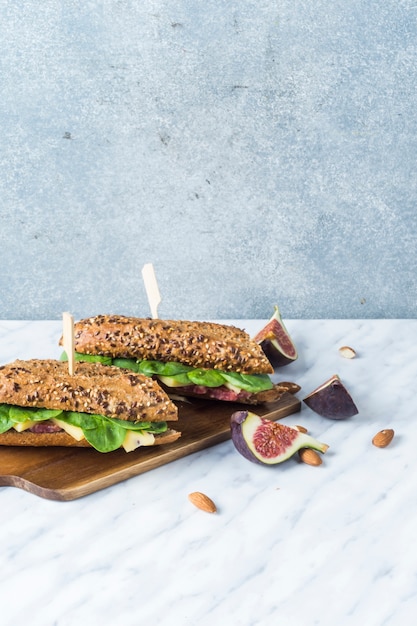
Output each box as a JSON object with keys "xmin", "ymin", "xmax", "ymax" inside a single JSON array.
[
  {"xmin": 230, "ymin": 410, "xmax": 328, "ymax": 465},
  {"xmin": 253, "ymin": 305, "xmax": 297, "ymax": 368},
  {"xmin": 303, "ymin": 374, "xmax": 358, "ymax": 419}
]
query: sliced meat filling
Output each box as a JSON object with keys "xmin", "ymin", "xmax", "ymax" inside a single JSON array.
[
  {"xmin": 163, "ymin": 383, "xmax": 287, "ymax": 405},
  {"xmin": 29, "ymin": 421, "xmax": 63, "ymax": 433}
]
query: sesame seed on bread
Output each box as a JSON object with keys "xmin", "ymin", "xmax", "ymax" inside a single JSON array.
[
  {"xmin": 65, "ymin": 315, "xmax": 273, "ymax": 375},
  {"xmin": 0, "ymin": 359, "xmax": 178, "ymax": 423}
]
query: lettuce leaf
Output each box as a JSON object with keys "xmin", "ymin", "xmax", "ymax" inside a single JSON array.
[
  {"xmin": 0, "ymin": 404, "xmax": 168, "ymax": 453},
  {"xmin": 220, "ymin": 372, "xmax": 273, "ymax": 393},
  {"xmin": 122, "ymin": 358, "xmax": 273, "ymax": 392},
  {"xmin": 109, "ymin": 418, "xmax": 168, "ymax": 434},
  {"xmin": 186, "ymin": 368, "xmax": 225, "ymax": 387},
  {"xmin": 112, "ymin": 358, "xmax": 142, "ymax": 372},
  {"xmin": 9, "ymin": 406, "xmax": 63, "ymax": 422},
  {"xmin": 63, "ymin": 411, "xmax": 126, "ymax": 452},
  {"xmin": 0, "ymin": 405, "xmax": 13, "ymax": 434},
  {"xmin": 69, "ymin": 353, "xmax": 274, "ymax": 393},
  {"xmin": 137, "ymin": 360, "xmax": 193, "ymax": 376},
  {"xmin": 61, "ymin": 351, "xmax": 113, "ymax": 365}
]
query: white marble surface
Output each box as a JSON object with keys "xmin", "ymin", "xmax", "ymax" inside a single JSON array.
[{"xmin": 0, "ymin": 319, "xmax": 416, "ymax": 626}]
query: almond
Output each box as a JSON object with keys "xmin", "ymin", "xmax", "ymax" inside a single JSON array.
[
  {"xmin": 372, "ymin": 429, "xmax": 394, "ymax": 448},
  {"xmin": 298, "ymin": 448, "xmax": 323, "ymax": 466},
  {"xmin": 294, "ymin": 424, "xmax": 308, "ymax": 434},
  {"xmin": 188, "ymin": 491, "xmax": 217, "ymax": 513},
  {"xmin": 278, "ymin": 381, "xmax": 302, "ymax": 394},
  {"xmin": 339, "ymin": 346, "xmax": 357, "ymax": 359}
]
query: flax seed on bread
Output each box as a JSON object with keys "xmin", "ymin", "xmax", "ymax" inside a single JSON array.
[{"xmin": 64, "ymin": 315, "xmax": 274, "ymax": 375}]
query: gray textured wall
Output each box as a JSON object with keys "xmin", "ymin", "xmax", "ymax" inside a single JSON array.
[{"xmin": 1, "ymin": 1, "xmax": 416, "ymax": 321}]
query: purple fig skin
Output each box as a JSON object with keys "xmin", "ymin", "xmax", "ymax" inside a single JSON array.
[
  {"xmin": 258, "ymin": 339, "xmax": 295, "ymax": 368},
  {"xmin": 253, "ymin": 306, "xmax": 298, "ymax": 369},
  {"xmin": 230, "ymin": 411, "xmax": 262, "ymax": 464},
  {"xmin": 303, "ymin": 375, "xmax": 358, "ymax": 420},
  {"xmin": 230, "ymin": 410, "xmax": 329, "ymax": 465}
]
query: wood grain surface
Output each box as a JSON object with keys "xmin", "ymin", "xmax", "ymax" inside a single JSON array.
[{"xmin": 0, "ymin": 393, "xmax": 301, "ymax": 501}]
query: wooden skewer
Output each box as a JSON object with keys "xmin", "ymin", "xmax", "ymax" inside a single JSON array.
[
  {"xmin": 62, "ymin": 312, "xmax": 75, "ymax": 376},
  {"xmin": 141, "ymin": 263, "xmax": 161, "ymax": 319}
]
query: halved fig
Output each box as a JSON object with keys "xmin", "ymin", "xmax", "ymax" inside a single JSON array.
[
  {"xmin": 303, "ymin": 374, "xmax": 358, "ymax": 419},
  {"xmin": 253, "ymin": 305, "xmax": 297, "ymax": 368},
  {"xmin": 230, "ymin": 410, "xmax": 329, "ymax": 465}
]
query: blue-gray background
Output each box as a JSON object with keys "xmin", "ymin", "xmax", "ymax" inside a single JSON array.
[{"xmin": 1, "ymin": 1, "xmax": 416, "ymax": 321}]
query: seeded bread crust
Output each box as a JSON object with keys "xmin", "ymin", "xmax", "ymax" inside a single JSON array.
[
  {"xmin": 0, "ymin": 428, "xmax": 181, "ymax": 448},
  {"xmin": 0, "ymin": 359, "xmax": 178, "ymax": 422},
  {"xmin": 65, "ymin": 315, "xmax": 274, "ymax": 375}
]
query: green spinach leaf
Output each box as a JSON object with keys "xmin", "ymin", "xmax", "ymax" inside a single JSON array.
[
  {"xmin": 220, "ymin": 372, "xmax": 273, "ymax": 392},
  {"xmin": 0, "ymin": 405, "xmax": 13, "ymax": 434}
]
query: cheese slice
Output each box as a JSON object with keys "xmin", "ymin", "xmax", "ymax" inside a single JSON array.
[
  {"xmin": 52, "ymin": 417, "xmax": 85, "ymax": 441},
  {"xmin": 14, "ymin": 417, "xmax": 156, "ymax": 451},
  {"xmin": 223, "ymin": 381, "xmax": 242, "ymax": 393},
  {"xmin": 13, "ymin": 419, "xmax": 37, "ymax": 432},
  {"xmin": 122, "ymin": 430, "xmax": 155, "ymax": 452},
  {"xmin": 157, "ymin": 375, "xmax": 187, "ymax": 388}
]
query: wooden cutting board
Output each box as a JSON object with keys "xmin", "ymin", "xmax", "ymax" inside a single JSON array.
[{"xmin": 0, "ymin": 393, "xmax": 300, "ymax": 501}]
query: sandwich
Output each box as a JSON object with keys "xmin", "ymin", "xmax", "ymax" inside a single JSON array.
[
  {"xmin": 60, "ymin": 315, "xmax": 298, "ymax": 405},
  {"xmin": 0, "ymin": 358, "xmax": 180, "ymax": 452}
]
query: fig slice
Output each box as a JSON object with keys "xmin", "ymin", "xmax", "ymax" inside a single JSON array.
[
  {"xmin": 303, "ymin": 374, "xmax": 358, "ymax": 420},
  {"xmin": 253, "ymin": 305, "xmax": 297, "ymax": 368},
  {"xmin": 230, "ymin": 410, "xmax": 329, "ymax": 465}
]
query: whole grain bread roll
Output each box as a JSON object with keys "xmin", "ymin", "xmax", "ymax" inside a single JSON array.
[
  {"xmin": 64, "ymin": 315, "xmax": 274, "ymax": 375},
  {"xmin": 0, "ymin": 359, "xmax": 178, "ymax": 422}
]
